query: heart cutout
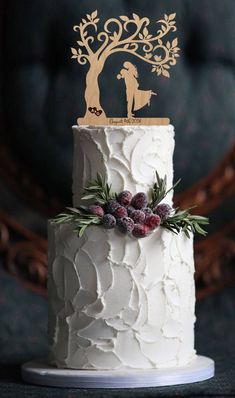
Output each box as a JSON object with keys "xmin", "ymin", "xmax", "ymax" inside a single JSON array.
[
  {"xmin": 88, "ymin": 107, "xmax": 97, "ymax": 114},
  {"xmin": 95, "ymin": 109, "xmax": 103, "ymax": 117}
]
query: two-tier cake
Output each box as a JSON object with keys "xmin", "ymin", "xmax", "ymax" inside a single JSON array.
[
  {"xmin": 21, "ymin": 9, "xmax": 215, "ymax": 388},
  {"xmin": 47, "ymin": 124, "xmax": 196, "ymax": 370}
]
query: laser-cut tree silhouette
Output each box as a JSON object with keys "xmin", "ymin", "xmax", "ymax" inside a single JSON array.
[{"xmin": 71, "ymin": 10, "xmax": 180, "ymax": 120}]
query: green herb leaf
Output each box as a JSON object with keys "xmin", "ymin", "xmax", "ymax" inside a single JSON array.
[
  {"xmin": 82, "ymin": 173, "xmax": 115, "ymax": 204},
  {"xmin": 161, "ymin": 209, "xmax": 209, "ymax": 238},
  {"xmin": 149, "ymin": 171, "xmax": 180, "ymax": 208},
  {"xmin": 53, "ymin": 206, "xmax": 101, "ymax": 237}
]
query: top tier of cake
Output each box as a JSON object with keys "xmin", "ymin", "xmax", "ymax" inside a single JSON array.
[{"xmin": 72, "ymin": 124, "xmax": 175, "ymax": 207}]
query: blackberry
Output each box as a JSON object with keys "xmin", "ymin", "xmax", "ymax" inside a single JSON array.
[
  {"xmin": 105, "ymin": 200, "xmax": 120, "ymax": 214},
  {"xmin": 117, "ymin": 190, "xmax": 132, "ymax": 206},
  {"xmin": 131, "ymin": 192, "xmax": 148, "ymax": 209},
  {"xmin": 131, "ymin": 210, "xmax": 145, "ymax": 224},
  {"xmin": 89, "ymin": 205, "xmax": 104, "ymax": 218},
  {"xmin": 145, "ymin": 214, "xmax": 161, "ymax": 229},
  {"xmin": 114, "ymin": 206, "xmax": 128, "ymax": 219},
  {"xmin": 142, "ymin": 207, "xmax": 152, "ymax": 216},
  {"xmin": 154, "ymin": 203, "xmax": 172, "ymax": 220},
  {"xmin": 132, "ymin": 224, "xmax": 150, "ymax": 238},
  {"xmin": 117, "ymin": 217, "xmax": 134, "ymax": 234},
  {"xmin": 102, "ymin": 214, "xmax": 116, "ymax": 229}
]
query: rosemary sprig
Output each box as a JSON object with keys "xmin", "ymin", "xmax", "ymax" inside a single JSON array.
[
  {"xmin": 81, "ymin": 172, "xmax": 114, "ymax": 205},
  {"xmin": 53, "ymin": 207, "xmax": 101, "ymax": 237},
  {"xmin": 161, "ymin": 208, "xmax": 209, "ymax": 238},
  {"xmin": 149, "ymin": 171, "xmax": 180, "ymax": 209}
]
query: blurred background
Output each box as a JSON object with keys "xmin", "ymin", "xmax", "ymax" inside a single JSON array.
[{"xmin": 0, "ymin": 0, "xmax": 235, "ymax": 395}]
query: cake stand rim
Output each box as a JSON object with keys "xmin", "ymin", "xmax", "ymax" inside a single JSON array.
[{"xmin": 21, "ymin": 355, "xmax": 215, "ymax": 389}]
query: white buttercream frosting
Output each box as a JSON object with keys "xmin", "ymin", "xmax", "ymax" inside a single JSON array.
[
  {"xmin": 72, "ymin": 125, "xmax": 175, "ymax": 208},
  {"xmin": 47, "ymin": 124, "xmax": 196, "ymax": 370},
  {"xmin": 47, "ymin": 223, "xmax": 196, "ymax": 369}
]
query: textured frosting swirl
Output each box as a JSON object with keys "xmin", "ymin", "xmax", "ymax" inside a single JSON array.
[
  {"xmin": 72, "ymin": 125, "xmax": 175, "ymax": 207},
  {"xmin": 48, "ymin": 222, "xmax": 196, "ymax": 370}
]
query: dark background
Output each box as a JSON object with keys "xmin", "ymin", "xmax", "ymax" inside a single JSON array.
[
  {"xmin": 0, "ymin": 0, "xmax": 235, "ymax": 396},
  {"xmin": 1, "ymin": 0, "xmax": 235, "ymax": 228}
]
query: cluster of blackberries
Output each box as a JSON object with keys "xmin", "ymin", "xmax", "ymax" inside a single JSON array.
[{"xmin": 89, "ymin": 191, "xmax": 172, "ymax": 238}]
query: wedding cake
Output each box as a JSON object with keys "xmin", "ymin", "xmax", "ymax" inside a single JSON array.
[{"xmin": 47, "ymin": 124, "xmax": 197, "ymax": 370}]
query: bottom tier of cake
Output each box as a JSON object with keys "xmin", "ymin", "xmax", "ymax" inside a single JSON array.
[{"xmin": 47, "ymin": 222, "xmax": 196, "ymax": 370}]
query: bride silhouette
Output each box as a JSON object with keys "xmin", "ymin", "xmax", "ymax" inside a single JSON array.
[{"xmin": 117, "ymin": 61, "xmax": 157, "ymax": 118}]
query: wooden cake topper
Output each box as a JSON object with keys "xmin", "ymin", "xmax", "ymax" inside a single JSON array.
[{"xmin": 71, "ymin": 11, "xmax": 180, "ymax": 125}]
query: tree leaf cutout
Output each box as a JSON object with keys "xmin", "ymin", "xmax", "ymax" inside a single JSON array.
[
  {"xmin": 144, "ymin": 53, "xmax": 152, "ymax": 59},
  {"xmin": 120, "ymin": 15, "xmax": 129, "ymax": 21},
  {"xmin": 71, "ymin": 48, "xmax": 78, "ymax": 55},
  {"xmin": 162, "ymin": 69, "xmax": 170, "ymax": 78},
  {"xmin": 154, "ymin": 55, "xmax": 162, "ymax": 62},
  {"xmin": 172, "ymin": 38, "xmax": 178, "ymax": 47},
  {"xmin": 132, "ymin": 13, "xmax": 140, "ymax": 21},
  {"xmin": 110, "ymin": 31, "xmax": 118, "ymax": 41},
  {"xmin": 91, "ymin": 10, "xmax": 98, "ymax": 19},
  {"xmin": 168, "ymin": 13, "xmax": 176, "ymax": 21},
  {"xmin": 143, "ymin": 27, "xmax": 149, "ymax": 37}
]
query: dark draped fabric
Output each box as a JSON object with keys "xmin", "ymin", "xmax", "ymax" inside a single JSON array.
[{"xmin": 2, "ymin": 0, "xmax": 235, "ymax": 204}]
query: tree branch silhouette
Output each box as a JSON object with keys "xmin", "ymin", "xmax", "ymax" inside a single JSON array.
[
  {"xmin": 72, "ymin": 11, "xmax": 179, "ymax": 78},
  {"xmin": 71, "ymin": 11, "xmax": 180, "ymax": 117}
]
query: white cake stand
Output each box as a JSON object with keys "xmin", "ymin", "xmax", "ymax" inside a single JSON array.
[{"xmin": 21, "ymin": 355, "xmax": 214, "ymax": 389}]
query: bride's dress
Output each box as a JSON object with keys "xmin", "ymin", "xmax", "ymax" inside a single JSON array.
[
  {"xmin": 133, "ymin": 86, "xmax": 153, "ymax": 111},
  {"xmin": 125, "ymin": 71, "xmax": 153, "ymax": 111}
]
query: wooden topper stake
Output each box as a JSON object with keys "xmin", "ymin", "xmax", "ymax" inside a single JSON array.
[{"xmin": 71, "ymin": 11, "xmax": 180, "ymax": 126}]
